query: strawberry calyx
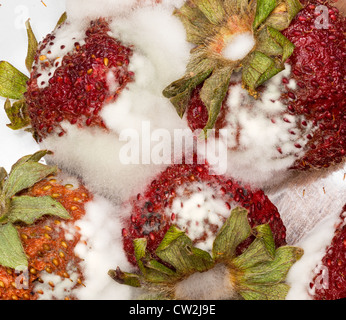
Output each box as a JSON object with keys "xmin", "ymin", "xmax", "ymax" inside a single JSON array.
[
  {"xmin": 0, "ymin": 18, "xmax": 39, "ymax": 131},
  {"xmin": 110, "ymin": 207, "xmax": 303, "ymax": 300},
  {"xmin": 0, "ymin": 150, "xmax": 71, "ymax": 270},
  {"xmin": 163, "ymin": 0, "xmax": 302, "ymax": 133}
]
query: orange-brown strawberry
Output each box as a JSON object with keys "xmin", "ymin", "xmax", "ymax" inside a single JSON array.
[{"xmin": 0, "ymin": 151, "xmax": 91, "ymax": 300}]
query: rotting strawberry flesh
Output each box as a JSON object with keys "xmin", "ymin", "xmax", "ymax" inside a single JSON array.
[
  {"xmin": 0, "ymin": 174, "xmax": 91, "ymax": 300},
  {"xmin": 310, "ymin": 204, "xmax": 346, "ymax": 300},
  {"xmin": 24, "ymin": 18, "xmax": 134, "ymax": 141},
  {"xmin": 185, "ymin": 0, "xmax": 345, "ymax": 171},
  {"xmin": 282, "ymin": 0, "xmax": 346, "ymax": 170},
  {"xmin": 122, "ymin": 162, "xmax": 287, "ymax": 266}
]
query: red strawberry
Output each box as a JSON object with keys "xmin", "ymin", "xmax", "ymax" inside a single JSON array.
[
  {"xmin": 25, "ymin": 18, "xmax": 134, "ymax": 141},
  {"xmin": 310, "ymin": 204, "xmax": 346, "ymax": 300},
  {"xmin": 111, "ymin": 162, "xmax": 302, "ymax": 300},
  {"xmin": 0, "ymin": 16, "xmax": 134, "ymax": 142},
  {"xmin": 121, "ymin": 161, "xmax": 287, "ymax": 265},
  {"xmin": 0, "ymin": 151, "xmax": 91, "ymax": 300},
  {"xmin": 281, "ymin": 0, "xmax": 345, "ymax": 169},
  {"xmin": 164, "ymin": 0, "xmax": 345, "ymax": 175}
]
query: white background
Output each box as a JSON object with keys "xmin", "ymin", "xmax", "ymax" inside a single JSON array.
[{"xmin": 0, "ymin": 0, "xmax": 65, "ymax": 171}]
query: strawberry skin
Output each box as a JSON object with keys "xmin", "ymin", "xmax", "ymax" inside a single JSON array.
[
  {"xmin": 24, "ymin": 18, "xmax": 134, "ymax": 141},
  {"xmin": 122, "ymin": 162, "xmax": 287, "ymax": 266},
  {"xmin": 0, "ymin": 174, "xmax": 91, "ymax": 300},
  {"xmin": 282, "ymin": 0, "xmax": 346, "ymax": 170},
  {"xmin": 185, "ymin": 0, "xmax": 345, "ymax": 172},
  {"xmin": 310, "ymin": 204, "xmax": 346, "ymax": 300}
]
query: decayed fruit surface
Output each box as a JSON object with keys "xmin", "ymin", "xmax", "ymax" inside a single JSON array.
[
  {"xmin": 0, "ymin": 151, "xmax": 91, "ymax": 300},
  {"xmin": 281, "ymin": 0, "xmax": 345, "ymax": 170},
  {"xmin": 310, "ymin": 204, "xmax": 346, "ymax": 300},
  {"xmin": 16, "ymin": 18, "xmax": 133, "ymax": 141},
  {"xmin": 112, "ymin": 161, "xmax": 303, "ymax": 300},
  {"xmin": 0, "ymin": 2, "xmax": 190, "ymax": 202},
  {"xmin": 0, "ymin": 0, "xmax": 344, "ymax": 193},
  {"xmin": 166, "ymin": 0, "xmax": 345, "ymax": 176},
  {"xmin": 113, "ymin": 207, "xmax": 302, "ymax": 300},
  {"xmin": 121, "ymin": 162, "xmax": 287, "ymax": 266}
]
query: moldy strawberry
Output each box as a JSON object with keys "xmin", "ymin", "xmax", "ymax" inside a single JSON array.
[
  {"xmin": 165, "ymin": 0, "xmax": 345, "ymax": 178},
  {"xmin": 0, "ymin": 151, "xmax": 91, "ymax": 300},
  {"xmin": 0, "ymin": 16, "xmax": 134, "ymax": 142},
  {"xmin": 121, "ymin": 162, "xmax": 288, "ymax": 267},
  {"xmin": 310, "ymin": 204, "xmax": 346, "ymax": 300}
]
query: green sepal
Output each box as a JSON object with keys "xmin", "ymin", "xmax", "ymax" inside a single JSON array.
[
  {"xmin": 163, "ymin": 63, "xmax": 214, "ymax": 118},
  {"xmin": 164, "ymin": 0, "xmax": 302, "ymax": 131},
  {"xmin": 239, "ymin": 282, "xmax": 290, "ymax": 300},
  {"xmin": 110, "ymin": 207, "xmax": 303, "ymax": 300},
  {"xmin": 238, "ymin": 245, "xmax": 304, "ymax": 285},
  {"xmin": 108, "ymin": 267, "xmax": 141, "ymax": 288},
  {"xmin": 242, "ymin": 51, "xmax": 283, "ymax": 91},
  {"xmin": 25, "ymin": 19, "xmax": 38, "ymax": 73},
  {"xmin": 0, "ymin": 61, "xmax": 29, "ymax": 100},
  {"xmin": 10, "ymin": 150, "xmax": 51, "ymax": 172},
  {"xmin": 193, "ymin": 0, "xmax": 226, "ymax": 25},
  {"xmin": 8, "ymin": 195, "xmax": 71, "ymax": 224},
  {"xmin": 212, "ymin": 207, "xmax": 251, "ymax": 261},
  {"xmin": 0, "ymin": 151, "xmax": 77, "ymax": 271},
  {"xmin": 55, "ymin": 12, "xmax": 67, "ymax": 29},
  {"xmin": 264, "ymin": 0, "xmax": 303, "ymax": 31},
  {"xmin": 0, "ymin": 223, "xmax": 28, "ymax": 270},
  {"xmin": 253, "ymin": 0, "xmax": 278, "ymax": 30},
  {"xmin": 200, "ymin": 64, "xmax": 234, "ymax": 132},
  {"xmin": 256, "ymin": 26, "xmax": 295, "ymax": 62},
  {"xmin": 156, "ymin": 225, "xmax": 214, "ymax": 275},
  {"xmin": 4, "ymin": 98, "xmax": 31, "ymax": 130},
  {"xmin": 0, "ymin": 193, "xmax": 11, "ymax": 222},
  {"xmin": 235, "ymin": 243, "xmax": 303, "ymax": 300},
  {"xmin": 0, "ymin": 167, "xmax": 7, "ymax": 191},
  {"xmin": 231, "ymin": 224, "xmax": 275, "ymax": 269},
  {"xmin": 175, "ymin": 2, "xmax": 219, "ymax": 45},
  {"xmin": 3, "ymin": 153, "xmax": 57, "ymax": 198},
  {"xmin": 133, "ymin": 238, "xmax": 178, "ymax": 283}
]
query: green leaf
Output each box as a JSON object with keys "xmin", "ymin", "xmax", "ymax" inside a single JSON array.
[
  {"xmin": 25, "ymin": 19, "xmax": 38, "ymax": 72},
  {"xmin": 285, "ymin": 0, "xmax": 303, "ymax": 21},
  {"xmin": 264, "ymin": 0, "xmax": 303, "ymax": 31},
  {"xmin": 212, "ymin": 207, "xmax": 251, "ymax": 261},
  {"xmin": 156, "ymin": 225, "xmax": 214, "ymax": 275},
  {"xmin": 239, "ymin": 283, "xmax": 290, "ymax": 300},
  {"xmin": 162, "ymin": 54, "xmax": 215, "ymax": 117},
  {"xmin": 133, "ymin": 238, "xmax": 149, "ymax": 274},
  {"xmin": 266, "ymin": 26, "xmax": 295, "ymax": 61},
  {"xmin": 193, "ymin": 0, "xmax": 226, "ymax": 25},
  {"xmin": 0, "ymin": 193, "xmax": 10, "ymax": 222},
  {"xmin": 253, "ymin": 0, "xmax": 277, "ymax": 30},
  {"xmin": 253, "ymin": 224, "xmax": 276, "ymax": 258},
  {"xmin": 242, "ymin": 51, "xmax": 277, "ymax": 91},
  {"xmin": 0, "ymin": 223, "xmax": 27, "ymax": 269},
  {"xmin": 143, "ymin": 259, "xmax": 176, "ymax": 277},
  {"xmin": 200, "ymin": 64, "xmax": 234, "ymax": 132},
  {"xmin": 3, "ymin": 159, "xmax": 57, "ymax": 198},
  {"xmin": 55, "ymin": 12, "xmax": 67, "ymax": 29},
  {"xmin": 175, "ymin": 3, "xmax": 216, "ymax": 45},
  {"xmin": 0, "ymin": 167, "xmax": 7, "ymax": 191},
  {"xmin": 108, "ymin": 267, "xmax": 141, "ymax": 288},
  {"xmin": 0, "ymin": 61, "xmax": 29, "ymax": 99},
  {"xmin": 8, "ymin": 195, "xmax": 71, "ymax": 224},
  {"xmin": 4, "ymin": 98, "xmax": 31, "ymax": 130},
  {"xmin": 10, "ymin": 150, "xmax": 51, "ymax": 172},
  {"xmin": 232, "ymin": 224, "xmax": 276, "ymax": 269},
  {"xmin": 240, "ymin": 245, "xmax": 304, "ymax": 285}
]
